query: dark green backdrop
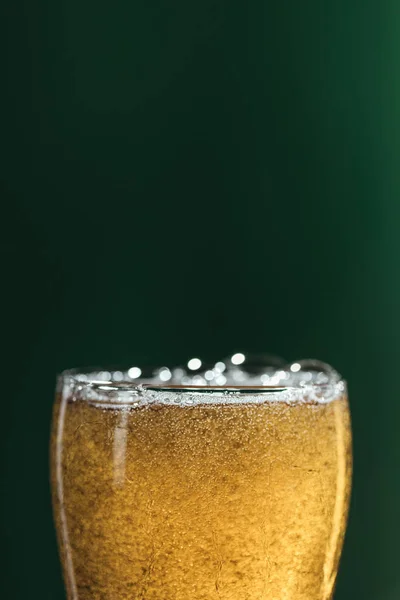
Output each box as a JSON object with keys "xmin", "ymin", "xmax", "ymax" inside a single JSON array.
[{"xmin": 1, "ymin": 0, "xmax": 398, "ymax": 598}]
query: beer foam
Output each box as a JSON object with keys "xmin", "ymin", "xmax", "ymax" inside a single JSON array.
[{"xmin": 59, "ymin": 358, "xmax": 346, "ymax": 407}]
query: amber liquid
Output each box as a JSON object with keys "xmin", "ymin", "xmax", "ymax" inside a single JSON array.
[{"xmin": 51, "ymin": 395, "xmax": 352, "ymax": 600}]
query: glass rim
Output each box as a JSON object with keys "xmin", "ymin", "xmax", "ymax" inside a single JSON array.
[{"xmin": 57, "ymin": 363, "xmax": 347, "ymax": 405}]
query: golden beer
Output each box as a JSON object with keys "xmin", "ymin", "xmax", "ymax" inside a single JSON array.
[{"xmin": 51, "ymin": 367, "xmax": 352, "ymax": 600}]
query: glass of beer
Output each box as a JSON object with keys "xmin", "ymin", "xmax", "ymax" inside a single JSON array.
[{"xmin": 51, "ymin": 357, "xmax": 352, "ymax": 600}]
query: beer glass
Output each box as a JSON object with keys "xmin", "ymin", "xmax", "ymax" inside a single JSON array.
[{"xmin": 51, "ymin": 358, "xmax": 352, "ymax": 599}]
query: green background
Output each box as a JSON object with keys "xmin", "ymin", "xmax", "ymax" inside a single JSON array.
[{"xmin": 1, "ymin": 0, "xmax": 398, "ymax": 598}]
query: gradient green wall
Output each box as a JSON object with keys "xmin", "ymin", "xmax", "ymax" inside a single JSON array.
[{"xmin": 1, "ymin": 0, "xmax": 397, "ymax": 598}]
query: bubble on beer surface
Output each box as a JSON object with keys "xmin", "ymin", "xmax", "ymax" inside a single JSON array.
[
  {"xmin": 204, "ymin": 370, "xmax": 215, "ymax": 381},
  {"xmin": 214, "ymin": 361, "xmax": 226, "ymax": 373},
  {"xmin": 128, "ymin": 366, "xmax": 141, "ymax": 379},
  {"xmin": 187, "ymin": 358, "xmax": 202, "ymax": 371},
  {"xmin": 231, "ymin": 352, "xmax": 245, "ymax": 365},
  {"xmin": 112, "ymin": 371, "xmax": 124, "ymax": 382},
  {"xmin": 60, "ymin": 356, "xmax": 345, "ymax": 407},
  {"xmin": 157, "ymin": 367, "xmax": 172, "ymax": 382}
]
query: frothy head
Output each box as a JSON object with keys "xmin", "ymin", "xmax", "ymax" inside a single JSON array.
[{"xmin": 58, "ymin": 355, "xmax": 346, "ymax": 407}]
